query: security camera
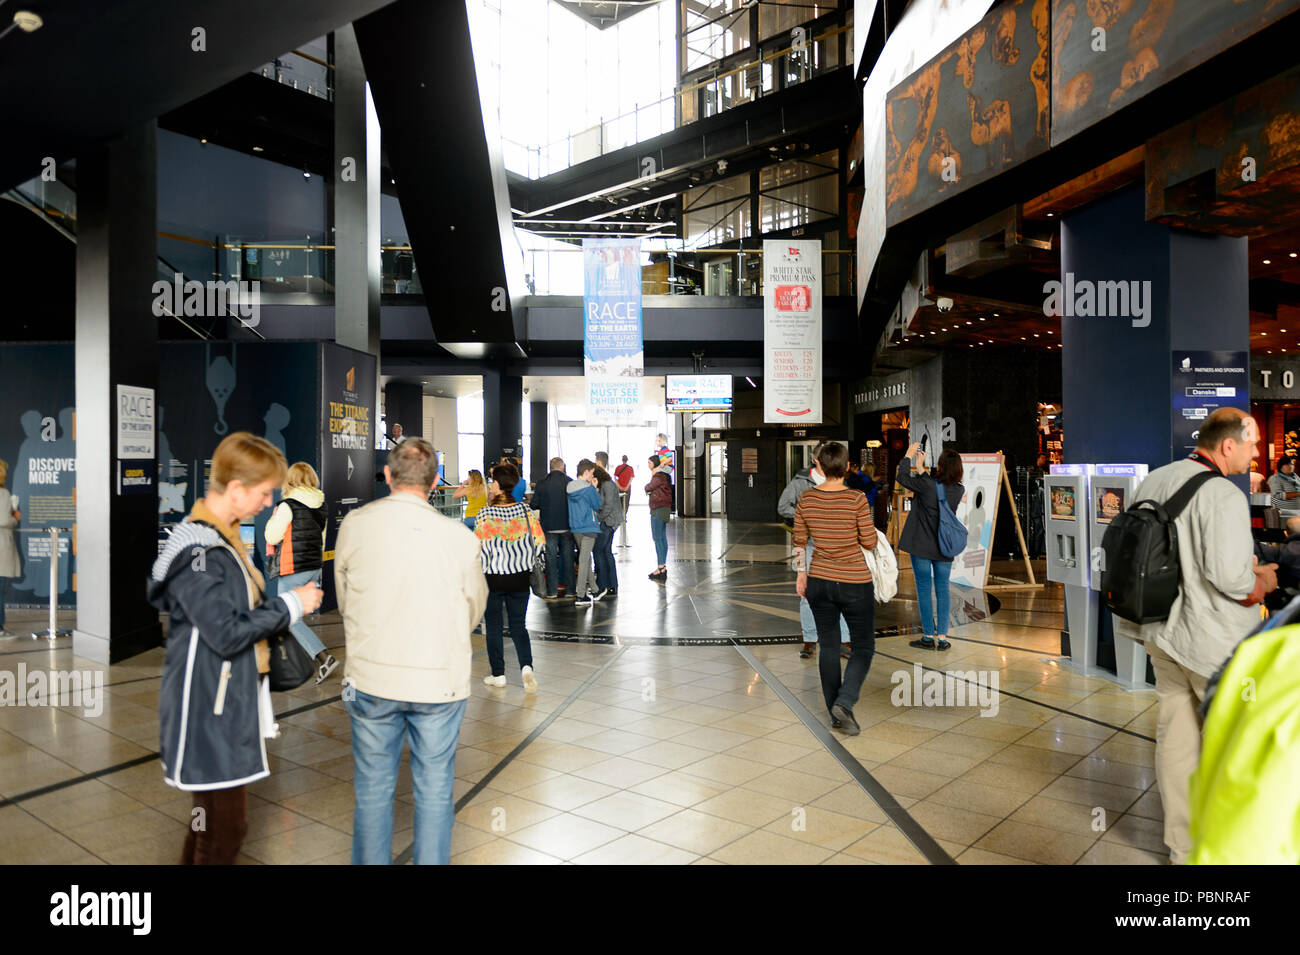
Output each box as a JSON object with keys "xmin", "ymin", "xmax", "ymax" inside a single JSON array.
[
  {"xmin": 936, "ymin": 296, "xmax": 954, "ymax": 312},
  {"xmin": 717, "ymin": 159, "xmax": 728, "ymax": 175}
]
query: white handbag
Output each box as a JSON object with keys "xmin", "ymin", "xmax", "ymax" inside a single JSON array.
[{"xmin": 862, "ymin": 536, "xmax": 898, "ymax": 603}]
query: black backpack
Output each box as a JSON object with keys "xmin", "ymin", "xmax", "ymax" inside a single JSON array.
[{"xmin": 1100, "ymin": 468, "xmax": 1223, "ymax": 624}]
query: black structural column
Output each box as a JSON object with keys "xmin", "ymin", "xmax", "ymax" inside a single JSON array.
[
  {"xmin": 384, "ymin": 381, "xmax": 423, "ymax": 441},
  {"xmin": 482, "ymin": 369, "xmax": 523, "ymax": 469},
  {"xmin": 333, "ymin": 24, "xmax": 381, "ymax": 359},
  {"xmin": 1061, "ymin": 185, "xmax": 1250, "ymax": 468},
  {"xmin": 74, "ymin": 122, "xmax": 161, "ymax": 664},
  {"xmin": 529, "ymin": 400, "xmax": 549, "ymax": 484}
]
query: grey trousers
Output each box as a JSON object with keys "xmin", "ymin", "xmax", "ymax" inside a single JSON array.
[{"xmin": 574, "ymin": 533, "xmax": 597, "ymax": 598}]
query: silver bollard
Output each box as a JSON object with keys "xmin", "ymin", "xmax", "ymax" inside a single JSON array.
[
  {"xmin": 32, "ymin": 526, "xmax": 71, "ymax": 641},
  {"xmin": 619, "ymin": 492, "xmax": 631, "ymax": 548}
]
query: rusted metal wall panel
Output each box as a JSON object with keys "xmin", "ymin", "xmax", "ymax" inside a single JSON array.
[
  {"xmin": 885, "ymin": 0, "xmax": 1051, "ymax": 227},
  {"xmin": 1145, "ymin": 63, "xmax": 1300, "ymax": 235},
  {"xmin": 1051, "ymin": 0, "xmax": 1300, "ymax": 148}
]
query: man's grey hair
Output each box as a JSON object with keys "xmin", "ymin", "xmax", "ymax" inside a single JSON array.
[{"xmin": 388, "ymin": 437, "xmax": 438, "ymax": 490}]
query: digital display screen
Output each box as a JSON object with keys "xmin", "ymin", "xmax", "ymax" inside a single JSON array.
[{"xmin": 665, "ymin": 374, "xmax": 732, "ymax": 413}]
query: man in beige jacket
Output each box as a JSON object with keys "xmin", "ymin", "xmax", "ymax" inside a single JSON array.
[
  {"xmin": 335, "ymin": 437, "xmax": 487, "ymax": 865},
  {"xmin": 1116, "ymin": 408, "xmax": 1277, "ymax": 864}
]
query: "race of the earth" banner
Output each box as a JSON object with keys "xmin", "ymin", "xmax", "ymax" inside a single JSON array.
[{"xmin": 583, "ymin": 238, "xmax": 644, "ymax": 425}]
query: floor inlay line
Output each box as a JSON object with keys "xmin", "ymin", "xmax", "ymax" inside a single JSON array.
[
  {"xmin": 870, "ymin": 650, "xmax": 1156, "ymax": 742},
  {"xmin": 392, "ymin": 644, "xmax": 630, "ymax": 865},
  {"xmin": 0, "ymin": 690, "xmax": 353, "ymax": 808},
  {"xmin": 730, "ymin": 640, "xmax": 957, "ymax": 867}
]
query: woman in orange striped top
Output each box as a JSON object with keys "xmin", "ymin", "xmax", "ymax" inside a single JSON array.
[{"xmin": 793, "ymin": 441, "xmax": 878, "ymax": 736}]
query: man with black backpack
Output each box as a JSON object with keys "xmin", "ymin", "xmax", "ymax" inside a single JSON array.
[{"xmin": 1110, "ymin": 408, "xmax": 1277, "ymax": 864}]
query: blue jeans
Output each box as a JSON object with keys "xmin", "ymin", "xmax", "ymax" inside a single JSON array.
[
  {"xmin": 805, "ymin": 576, "xmax": 875, "ymax": 715},
  {"xmin": 594, "ymin": 525, "xmax": 618, "ymax": 590},
  {"xmin": 484, "ymin": 589, "xmax": 532, "ymax": 676},
  {"xmin": 463, "ymin": 516, "xmax": 476, "ymax": 531},
  {"xmin": 911, "ymin": 557, "xmax": 952, "ymax": 637},
  {"xmin": 650, "ymin": 512, "xmax": 669, "ymax": 566},
  {"xmin": 272, "ymin": 569, "xmax": 326, "ymax": 658},
  {"xmin": 346, "ymin": 688, "xmax": 467, "ymax": 865},
  {"xmin": 544, "ymin": 531, "xmax": 573, "ymax": 595},
  {"xmin": 799, "ymin": 596, "xmax": 849, "ymax": 644},
  {"xmin": 799, "ymin": 541, "xmax": 847, "ymax": 643}
]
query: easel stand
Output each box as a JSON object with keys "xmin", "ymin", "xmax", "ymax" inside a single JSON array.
[{"xmin": 983, "ymin": 463, "xmax": 1041, "ymax": 593}]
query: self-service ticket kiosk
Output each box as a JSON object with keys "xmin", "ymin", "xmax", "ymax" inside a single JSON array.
[
  {"xmin": 1090, "ymin": 463, "xmax": 1149, "ymax": 689},
  {"xmin": 1045, "ymin": 465, "xmax": 1097, "ymax": 674}
]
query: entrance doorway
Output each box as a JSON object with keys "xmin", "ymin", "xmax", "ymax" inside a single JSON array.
[
  {"xmin": 707, "ymin": 441, "xmax": 727, "ymax": 515},
  {"xmin": 785, "ymin": 438, "xmax": 848, "ymax": 487}
]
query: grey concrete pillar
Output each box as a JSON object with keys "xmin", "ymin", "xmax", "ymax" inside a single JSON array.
[
  {"xmin": 74, "ymin": 122, "xmax": 161, "ymax": 664},
  {"xmin": 529, "ymin": 400, "xmax": 549, "ymax": 485}
]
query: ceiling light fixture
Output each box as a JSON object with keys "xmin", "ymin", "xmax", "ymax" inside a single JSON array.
[
  {"xmin": 1264, "ymin": 259, "xmax": 1272, "ymax": 265},
  {"xmin": 12, "ymin": 10, "xmax": 43, "ymax": 32},
  {"xmin": 252, "ymin": 145, "xmax": 264, "ymax": 152}
]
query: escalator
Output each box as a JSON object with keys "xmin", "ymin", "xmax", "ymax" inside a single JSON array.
[{"xmin": 2, "ymin": 176, "xmax": 264, "ymax": 342}]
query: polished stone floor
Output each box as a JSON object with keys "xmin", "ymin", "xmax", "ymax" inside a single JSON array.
[{"xmin": 0, "ymin": 517, "xmax": 1165, "ymax": 865}]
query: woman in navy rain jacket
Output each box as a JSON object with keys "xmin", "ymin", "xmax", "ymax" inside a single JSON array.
[{"xmin": 149, "ymin": 432, "xmax": 322, "ymax": 865}]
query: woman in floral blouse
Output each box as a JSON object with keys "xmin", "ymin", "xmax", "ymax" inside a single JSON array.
[{"xmin": 475, "ymin": 462, "xmax": 546, "ymax": 692}]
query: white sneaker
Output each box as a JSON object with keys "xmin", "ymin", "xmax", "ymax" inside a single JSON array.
[
  {"xmin": 521, "ymin": 665, "xmax": 538, "ymax": 693},
  {"xmin": 483, "ymin": 674, "xmax": 506, "ymax": 687},
  {"xmin": 592, "ymin": 588, "xmax": 609, "ymax": 602},
  {"xmin": 315, "ymin": 654, "xmax": 340, "ymax": 685}
]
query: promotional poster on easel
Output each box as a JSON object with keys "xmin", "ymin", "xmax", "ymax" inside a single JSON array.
[{"xmin": 949, "ymin": 452, "xmax": 1040, "ymax": 592}]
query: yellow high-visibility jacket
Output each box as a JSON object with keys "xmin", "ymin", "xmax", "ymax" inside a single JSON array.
[{"xmin": 1189, "ymin": 623, "xmax": 1300, "ymax": 864}]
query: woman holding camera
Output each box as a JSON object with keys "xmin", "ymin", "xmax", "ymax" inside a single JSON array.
[{"xmin": 896, "ymin": 442, "xmax": 965, "ymax": 651}]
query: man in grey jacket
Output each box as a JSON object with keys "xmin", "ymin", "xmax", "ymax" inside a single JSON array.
[{"xmin": 1117, "ymin": 408, "xmax": 1277, "ymax": 864}]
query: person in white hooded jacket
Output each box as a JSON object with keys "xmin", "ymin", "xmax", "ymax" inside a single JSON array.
[{"xmin": 265, "ymin": 462, "xmax": 337, "ymax": 683}]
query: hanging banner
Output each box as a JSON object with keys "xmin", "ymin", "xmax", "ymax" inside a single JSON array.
[
  {"xmin": 763, "ymin": 239, "xmax": 822, "ymax": 422},
  {"xmin": 583, "ymin": 238, "xmax": 644, "ymax": 424}
]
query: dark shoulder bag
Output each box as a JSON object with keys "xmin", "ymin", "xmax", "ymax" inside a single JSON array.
[
  {"xmin": 262, "ymin": 581, "xmax": 317, "ymax": 691},
  {"xmin": 193, "ymin": 518, "xmax": 315, "ymax": 690}
]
